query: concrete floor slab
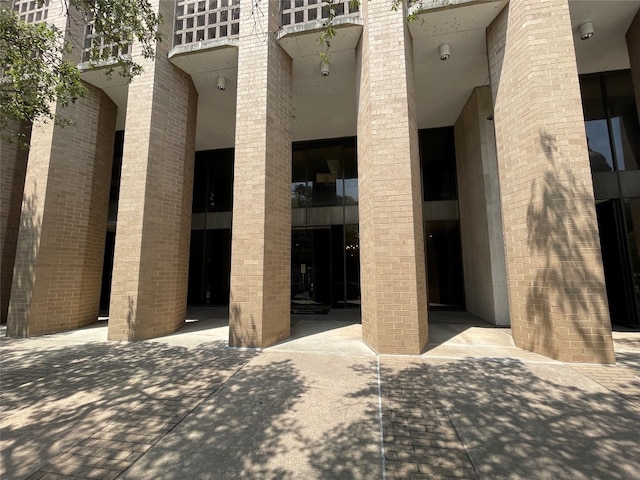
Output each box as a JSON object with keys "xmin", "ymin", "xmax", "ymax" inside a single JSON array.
[
  {"xmin": 427, "ymin": 357, "xmax": 640, "ymax": 480},
  {"xmin": 2, "ymin": 308, "xmax": 638, "ymax": 480},
  {"xmin": 121, "ymin": 351, "xmax": 383, "ymax": 480}
]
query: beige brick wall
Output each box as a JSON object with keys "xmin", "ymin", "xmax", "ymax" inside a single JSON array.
[
  {"xmin": 357, "ymin": 0, "xmax": 428, "ymax": 354},
  {"xmin": 229, "ymin": 0, "xmax": 292, "ymax": 348},
  {"xmin": 628, "ymin": 9, "xmax": 640, "ymax": 125},
  {"xmin": 454, "ymin": 87, "xmax": 509, "ymax": 326},
  {"xmin": 1, "ymin": 121, "xmax": 30, "ymax": 324},
  {"xmin": 108, "ymin": 0, "xmax": 197, "ymax": 341},
  {"xmin": 7, "ymin": 83, "xmax": 116, "ymax": 337},
  {"xmin": 487, "ymin": 0, "xmax": 614, "ymax": 363}
]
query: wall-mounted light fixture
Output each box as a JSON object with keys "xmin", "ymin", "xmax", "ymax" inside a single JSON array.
[
  {"xmin": 217, "ymin": 76, "xmax": 226, "ymax": 91},
  {"xmin": 579, "ymin": 21, "xmax": 594, "ymax": 40},
  {"xmin": 320, "ymin": 61, "xmax": 330, "ymax": 77},
  {"xmin": 439, "ymin": 43, "xmax": 451, "ymax": 61}
]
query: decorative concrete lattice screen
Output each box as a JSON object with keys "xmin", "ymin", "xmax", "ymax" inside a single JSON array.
[
  {"xmin": 174, "ymin": 0, "xmax": 240, "ymax": 47},
  {"xmin": 12, "ymin": 0, "xmax": 49, "ymax": 23},
  {"xmin": 82, "ymin": 12, "xmax": 130, "ymax": 62},
  {"xmin": 281, "ymin": 0, "xmax": 359, "ymax": 27}
]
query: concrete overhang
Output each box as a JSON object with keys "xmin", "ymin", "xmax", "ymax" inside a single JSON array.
[
  {"xmin": 168, "ymin": 39, "xmax": 240, "ymax": 150},
  {"xmin": 408, "ymin": 0, "xmax": 507, "ymax": 129},
  {"xmin": 78, "ymin": 61, "xmax": 129, "ymax": 130},
  {"xmin": 276, "ymin": 14, "xmax": 363, "ymax": 59}
]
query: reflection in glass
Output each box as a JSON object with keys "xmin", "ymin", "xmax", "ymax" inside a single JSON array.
[
  {"xmin": 606, "ymin": 72, "xmax": 640, "ymax": 171},
  {"xmin": 580, "ymin": 71, "xmax": 640, "ymax": 172},
  {"xmin": 291, "ymin": 137, "xmax": 357, "ymax": 210}
]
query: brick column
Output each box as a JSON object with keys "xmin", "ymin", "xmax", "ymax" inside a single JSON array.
[
  {"xmin": 628, "ymin": 9, "xmax": 640, "ymax": 124},
  {"xmin": 356, "ymin": 0, "xmax": 428, "ymax": 354},
  {"xmin": 228, "ymin": 0, "xmax": 292, "ymax": 348},
  {"xmin": 487, "ymin": 0, "xmax": 614, "ymax": 363},
  {"xmin": 107, "ymin": 1, "xmax": 197, "ymax": 341},
  {"xmin": 7, "ymin": 84, "xmax": 116, "ymax": 337},
  {"xmin": 1, "ymin": 121, "xmax": 30, "ymax": 324}
]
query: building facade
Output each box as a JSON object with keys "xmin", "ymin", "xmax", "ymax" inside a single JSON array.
[{"xmin": 2, "ymin": 0, "xmax": 640, "ymax": 363}]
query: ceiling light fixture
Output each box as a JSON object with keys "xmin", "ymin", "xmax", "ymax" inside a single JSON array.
[
  {"xmin": 439, "ymin": 43, "xmax": 451, "ymax": 61},
  {"xmin": 217, "ymin": 76, "xmax": 226, "ymax": 91},
  {"xmin": 320, "ymin": 61, "xmax": 330, "ymax": 77},
  {"xmin": 579, "ymin": 21, "xmax": 594, "ymax": 40}
]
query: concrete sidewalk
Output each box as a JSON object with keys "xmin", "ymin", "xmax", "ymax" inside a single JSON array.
[{"xmin": 1, "ymin": 310, "xmax": 639, "ymax": 479}]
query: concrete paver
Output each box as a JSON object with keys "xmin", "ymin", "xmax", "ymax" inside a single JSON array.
[{"xmin": 1, "ymin": 310, "xmax": 639, "ymax": 479}]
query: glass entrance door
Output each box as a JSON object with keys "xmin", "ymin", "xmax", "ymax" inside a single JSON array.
[
  {"xmin": 291, "ymin": 225, "xmax": 361, "ymax": 313},
  {"xmin": 596, "ymin": 199, "xmax": 640, "ymax": 326},
  {"xmin": 291, "ymin": 228, "xmax": 332, "ymax": 313}
]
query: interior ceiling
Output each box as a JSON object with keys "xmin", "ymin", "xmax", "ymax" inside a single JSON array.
[{"xmin": 83, "ymin": 0, "xmax": 639, "ymax": 150}]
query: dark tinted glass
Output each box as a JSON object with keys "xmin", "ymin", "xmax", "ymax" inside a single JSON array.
[
  {"xmin": 580, "ymin": 76, "xmax": 615, "ymax": 172},
  {"xmin": 291, "ymin": 137, "xmax": 358, "ymax": 209},
  {"xmin": 605, "ymin": 72, "xmax": 640, "ymax": 171},
  {"xmin": 192, "ymin": 149, "xmax": 234, "ymax": 213},
  {"xmin": 419, "ymin": 127, "xmax": 458, "ymax": 201}
]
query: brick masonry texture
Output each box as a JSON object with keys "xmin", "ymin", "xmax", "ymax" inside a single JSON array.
[
  {"xmin": 229, "ymin": 0, "xmax": 292, "ymax": 348},
  {"xmin": 1, "ymin": 120, "xmax": 29, "ymax": 324},
  {"xmin": 487, "ymin": 0, "xmax": 615, "ymax": 363},
  {"xmin": 357, "ymin": 0, "xmax": 428, "ymax": 354},
  {"xmin": 7, "ymin": 83, "xmax": 116, "ymax": 337},
  {"xmin": 6, "ymin": 3, "xmax": 115, "ymax": 338},
  {"xmin": 107, "ymin": 0, "xmax": 198, "ymax": 341}
]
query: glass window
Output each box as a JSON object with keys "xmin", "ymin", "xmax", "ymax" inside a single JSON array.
[
  {"xmin": 340, "ymin": 140, "xmax": 358, "ymax": 206},
  {"xmin": 580, "ymin": 71, "xmax": 640, "ymax": 172},
  {"xmin": 193, "ymin": 149, "xmax": 234, "ymax": 213},
  {"xmin": 606, "ymin": 73, "xmax": 640, "ymax": 171},
  {"xmin": 623, "ymin": 198, "xmax": 640, "ymax": 322},
  {"xmin": 192, "ymin": 153, "xmax": 208, "ymax": 213},
  {"xmin": 292, "ymin": 147, "xmax": 309, "ymax": 208},
  {"xmin": 419, "ymin": 127, "xmax": 458, "ymax": 201},
  {"xmin": 581, "ymin": 76, "xmax": 615, "ymax": 171},
  {"xmin": 291, "ymin": 137, "xmax": 357, "ymax": 210},
  {"xmin": 208, "ymin": 149, "xmax": 234, "ymax": 212},
  {"xmin": 307, "ymin": 143, "xmax": 342, "ymax": 207}
]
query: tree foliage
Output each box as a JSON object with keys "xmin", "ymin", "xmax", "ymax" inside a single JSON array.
[{"xmin": 0, "ymin": 0, "xmax": 160, "ymax": 140}]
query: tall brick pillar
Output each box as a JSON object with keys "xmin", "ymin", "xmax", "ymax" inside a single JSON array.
[
  {"xmin": 356, "ymin": 0, "xmax": 428, "ymax": 354},
  {"xmin": 228, "ymin": 0, "xmax": 292, "ymax": 348},
  {"xmin": 487, "ymin": 0, "xmax": 614, "ymax": 363},
  {"xmin": 628, "ymin": 9, "xmax": 640, "ymax": 123},
  {"xmin": 1, "ymin": 121, "xmax": 30, "ymax": 324},
  {"xmin": 107, "ymin": 1, "xmax": 197, "ymax": 341},
  {"xmin": 6, "ymin": 85, "xmax": 116, "ymax": 337}
]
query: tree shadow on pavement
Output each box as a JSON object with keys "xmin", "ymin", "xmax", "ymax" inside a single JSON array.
[
  {"xmin": 0, "ymin": 339, "xmax": 256, "ymax": 478},
  {"xmin": 120, "ymin": 353, "xmax": 381, "ymax": 480},
  {"xmin": 426, "ymin": 357, "xmax": 640, "ymax": 480}
]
